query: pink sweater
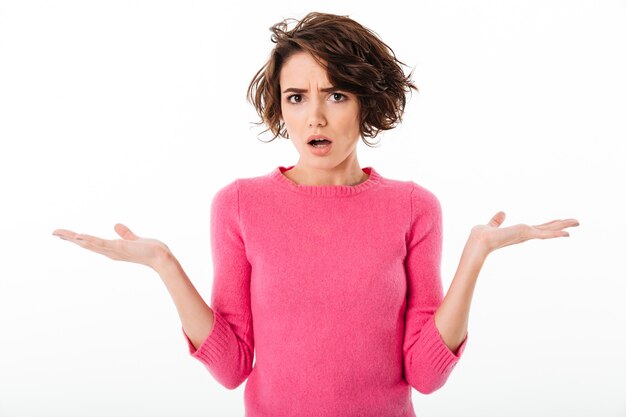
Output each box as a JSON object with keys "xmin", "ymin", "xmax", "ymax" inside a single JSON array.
[{"xmin": 182, "ymin": 165, "xmax": 468, "ymax": 416}]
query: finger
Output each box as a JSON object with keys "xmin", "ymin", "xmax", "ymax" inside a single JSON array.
[
  {"xmin": 52, "ymin": 229, "xmax": 76, "ymax": 239},
  {"xmin": 53, "ymin": 230, "xmax": 125, "ymax": 259},
  {"xmin": 53, "ymin": 230, "xmax": 86, "ymax": 242},
  {"xmin": 529, "ymin": 227, "xmax": 570, "ymax": 239},
  {"xmin": 115, "ymin": 223, "xmax": 139, "ymax": 240},
  {"xmin": 70, "ymin": 237, "xmax": 123, "ymax": 259},
  {"xmin": 534, "ymin": 219, "xmax": 580, "ymax": 231},
  {"xmin": 533, "ymin": 219, "xmax": 562, "ymax": 229},
  {"xmin": 487, "ymin": 211, "xmax": 506, "ymax": 228},
  {"xmin": 71, "ymin": 233, "xmax": 115, "ymax": 251}
]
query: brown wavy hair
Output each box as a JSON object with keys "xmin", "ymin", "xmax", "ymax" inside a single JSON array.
[{"xmin": 246, "ymin": 12, "xmax": 418, "ymax": 147}]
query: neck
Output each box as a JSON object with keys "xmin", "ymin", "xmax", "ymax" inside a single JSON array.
[{"xmin": 283, "ymin": 164, "xmax": 369, "ymax": 186}]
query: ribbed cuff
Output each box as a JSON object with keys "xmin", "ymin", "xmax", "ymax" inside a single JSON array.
[
  {"xmin": 181, "ymin": 309, "xmax": 232, "ymax": 366},
  {"xmin": 418, "ymin": 315, "xmax": 468, "ymax": 376}
]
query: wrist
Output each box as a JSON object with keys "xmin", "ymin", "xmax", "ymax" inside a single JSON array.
[
  {"xmin": 151, "ymin": 248, "xmax": 176, "ymax": 274},
  {"xmin": 464, "ymin": 234, "xmax": 491, "ymax": 261}
]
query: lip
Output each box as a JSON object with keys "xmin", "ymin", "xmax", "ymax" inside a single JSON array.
[
  {"xmin": 308, "ymin": 141, "xmax": 332, "ymax": 156},
  {"xmin": 307, "ymin": 134, "xmax": 333, "ymax": 143}
]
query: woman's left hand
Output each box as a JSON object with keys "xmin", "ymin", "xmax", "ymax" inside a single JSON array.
[{"xmin": 469, "ymin": 211, "xmax": 580, "ymax": 256}]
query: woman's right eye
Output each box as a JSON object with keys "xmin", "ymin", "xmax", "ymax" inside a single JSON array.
[{"xmin": 286, "ymin": 94, "xmax": 302, "ymax": 104}]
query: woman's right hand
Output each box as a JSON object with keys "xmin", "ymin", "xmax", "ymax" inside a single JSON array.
[{"xmin": 52, "ymin": 223, "xmax": 171, "ymax": 271}]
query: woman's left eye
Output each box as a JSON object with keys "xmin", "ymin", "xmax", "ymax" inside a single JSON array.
[{"xmin": 331, "ymin": 93, "xmax": 346, "ymax": 102}]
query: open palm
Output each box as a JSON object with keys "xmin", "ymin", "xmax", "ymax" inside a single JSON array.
[
  {"xmin": 471, "ymin": 211, "xmax": 580, "ymax": 255},
  {"xmin": 52, "ymin": 223, "xmax": 170, "ymax": 271}
]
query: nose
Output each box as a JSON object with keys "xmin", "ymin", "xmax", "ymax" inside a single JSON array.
[{"xmin": 307, "ymin": 100, "xmax": 327, "ymax": 128}]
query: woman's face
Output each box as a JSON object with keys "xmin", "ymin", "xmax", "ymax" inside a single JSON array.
[{"xmin": 279, "ymin": 51, "xmax": 361, "ymax": 168}]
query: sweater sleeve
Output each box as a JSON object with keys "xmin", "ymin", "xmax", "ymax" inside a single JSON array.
[
  {"xmin": 402, "ymin": 182, "xmax": 468, "ymax": 394},
  {"xmin": 181, "ymin": 179, "xmax": 254, "ymax": 390}
]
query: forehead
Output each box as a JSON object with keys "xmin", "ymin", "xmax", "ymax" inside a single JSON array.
[{"xmin": 279, "ymin": 52, "xmax": 331, "ymax": 86}]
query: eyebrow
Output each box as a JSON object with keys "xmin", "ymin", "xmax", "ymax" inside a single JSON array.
[{"xmin": 282, "ymin": 87, "xmax": 338, "ymax": 94}]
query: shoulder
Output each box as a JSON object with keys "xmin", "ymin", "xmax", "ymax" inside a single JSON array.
[
  {"xmin": 381, "ymin": 175, "xmax": 439, "ymax": 207},
  {"xmin": 407, "ymin": 181, "xmax": 442, "ymax": 220},
  {"xmin": 211, "ymin": 170, "xmax": 270, "ymax": 208},
  {"xmin": 374, "ymin": 175, "xmax": 441, "ymax": 220},
  {"xmin": 220, "ymin": 169, "xmax": 275, "ymax": 196},
  {"xmin": 211, "ymin": 179, "xmax": 240, "ymax": 211},
  {"xmin": 409, "ymin": 181, "xmax": 440, "ymax": 206}
]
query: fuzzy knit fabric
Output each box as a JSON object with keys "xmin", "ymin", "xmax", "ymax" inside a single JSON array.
[{"xmin": 182, "ymin": 165, "xmax": 468, "ymax": 417}]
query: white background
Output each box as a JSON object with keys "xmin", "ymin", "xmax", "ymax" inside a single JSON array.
[{"xmin": 1, "ymin": 0, "xmax": 625, "ymax": 416}]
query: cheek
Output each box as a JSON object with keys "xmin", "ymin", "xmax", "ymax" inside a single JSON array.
[
  {"xmin": 340, "ymin": 109, "xmax": 361, "ymax": 133},
  {"xmin": 343, "ymin": 104, "xmax": 360, "ymax": 125},
  {"xmin": 281, "ymin": 106, "xmax": 303, "ymax": 125}
]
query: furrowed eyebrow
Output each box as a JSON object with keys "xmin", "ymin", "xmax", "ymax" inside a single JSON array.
[{"xmin": 282, "ymin": 87, "xmax": 338, "ymax": 94}]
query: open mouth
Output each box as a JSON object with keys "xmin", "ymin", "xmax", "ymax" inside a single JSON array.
[{"xmin": 308, "ymin": 139, "xmax": 332, "ymax": 148}]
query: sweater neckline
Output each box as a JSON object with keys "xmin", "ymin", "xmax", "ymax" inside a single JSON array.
[{"xmin": 269, "ymin": 165, "xmax": 382, "ymax": 197}]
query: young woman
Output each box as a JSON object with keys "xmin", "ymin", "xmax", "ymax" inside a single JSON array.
[{"xmin": 52, "ymin": 11, "xmax": 579, "ymax": 417}]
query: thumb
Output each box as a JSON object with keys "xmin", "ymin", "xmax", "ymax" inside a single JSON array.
[
  {"xmin": 488, "ymin": 211, "xmax": 506, "ymax": 228},
  {"xmin": 114, "ymin": 223, "xmax": 140, "ymax": 240}
]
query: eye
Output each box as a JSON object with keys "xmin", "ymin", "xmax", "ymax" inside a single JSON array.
[
  {"xmin": 331, "ymin": 93, "xmax": 347, "ymax": 102},
  {"xmin": 285, "ymin": 92, "xmax": 348, "ymax": 104},
  {"xmin": 286, "ymin": 94, "xmax": 302, "ymax": 104}
]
